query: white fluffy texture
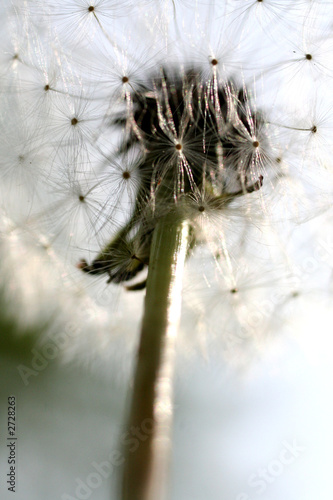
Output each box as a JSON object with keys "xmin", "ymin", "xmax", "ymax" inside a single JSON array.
[
  {"xmin": 1, "ymin": 0, "xmax": 333, "ymax": 499},
  {"xmin": 0, "ymin": 0, "xmax": 332, "ymax": 351}
]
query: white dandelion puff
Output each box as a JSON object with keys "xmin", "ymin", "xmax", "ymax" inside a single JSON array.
[{"xmin": 1, "ymin": 2, "xmax": 333, "ymax": 500}]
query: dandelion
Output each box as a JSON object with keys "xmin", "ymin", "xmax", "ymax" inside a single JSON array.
[{"xmin": 1, "ymin": 1, "xmax": 333, "ymax": 500}]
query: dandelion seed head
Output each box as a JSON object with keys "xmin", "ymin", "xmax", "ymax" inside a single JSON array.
[
  {"xmin": 1, "ymin": 0, "xmax": 332, "ymax": 367},
  {"xmin": 79, "ymin": 63, "xmax": 270, "ymax": 283}
]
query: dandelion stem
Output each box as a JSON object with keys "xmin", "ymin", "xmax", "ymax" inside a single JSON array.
[{"xmin": 121, "ymin": 213, "xmax": 190, "ymax": 500}]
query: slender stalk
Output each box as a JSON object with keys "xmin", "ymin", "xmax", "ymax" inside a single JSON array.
[{"xmin": 121, "ymin": 213, "xmax": 190, "ymax": 500}]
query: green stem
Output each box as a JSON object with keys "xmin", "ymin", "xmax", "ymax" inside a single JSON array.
[{"xmin": 121, "ymin": 213, "xmax": 190, "ymax": 500}]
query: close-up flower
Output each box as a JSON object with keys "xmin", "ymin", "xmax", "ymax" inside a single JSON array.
[{"xmin": 1, "ymin": 1, "xmax": 333, "ymax": 500}]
